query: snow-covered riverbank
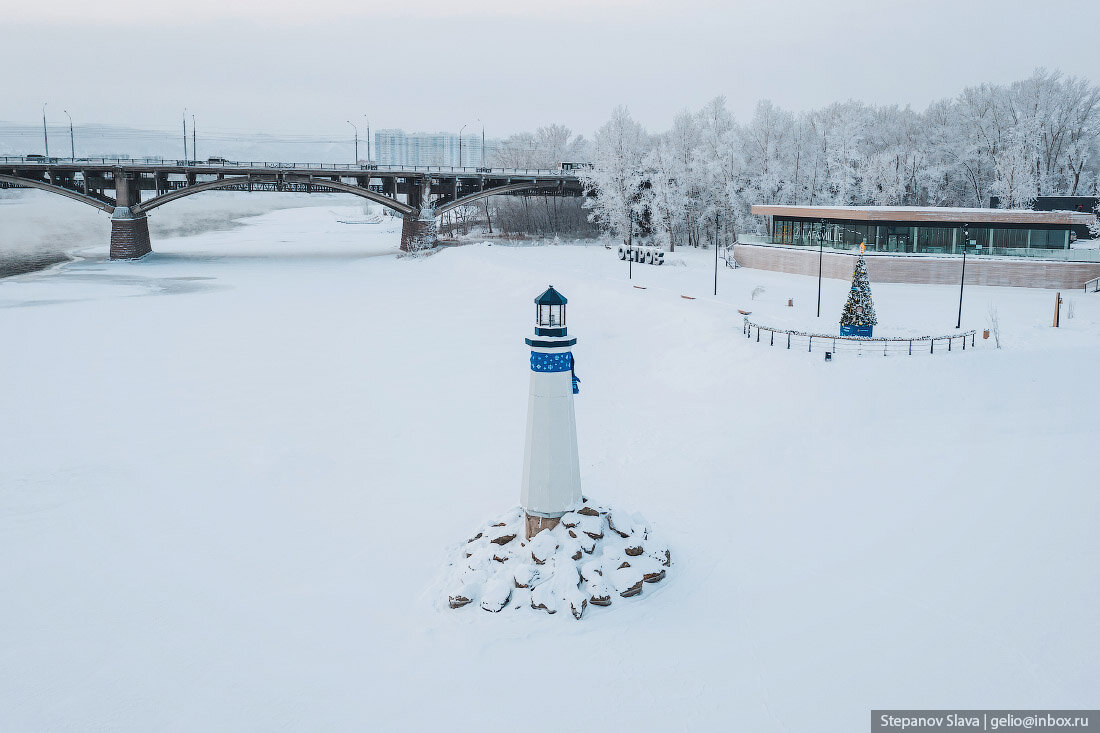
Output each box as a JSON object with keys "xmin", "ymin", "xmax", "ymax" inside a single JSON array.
[
  {"xmin": 1, "ymin": 205, "xmax": 1097, "ymax": 732},
  {"xmin": 0, "ymin": 190, "xmax": 359, "ymax": 278}
]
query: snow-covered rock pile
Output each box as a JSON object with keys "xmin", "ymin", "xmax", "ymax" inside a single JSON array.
[{"xmin": 445, "ymin": 501, "xmax": 671, "ymax": 620}]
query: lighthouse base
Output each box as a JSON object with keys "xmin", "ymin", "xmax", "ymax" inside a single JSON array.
[
  {"xmin": 524, "ymin": 512, "xmax": 561, "ymax": 540},
  {"xmin": 445, "ymin": 503, "xmax": 672, "ymax": 619}
]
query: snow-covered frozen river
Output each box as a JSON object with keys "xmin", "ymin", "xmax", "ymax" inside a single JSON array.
[{"xmin": 1, "ymin": 203, "xmax": 1097, "ymax": 731}]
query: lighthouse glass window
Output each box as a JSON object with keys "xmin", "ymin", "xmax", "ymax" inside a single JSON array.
[{"xmin": 537, "ymin": 304, "xmax": 565, "ymax": 328}]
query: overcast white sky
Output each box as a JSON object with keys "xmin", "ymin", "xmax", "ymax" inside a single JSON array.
[{"xmin": 3, "ymin": 0, "xmax": 1098, "ymax": 139}]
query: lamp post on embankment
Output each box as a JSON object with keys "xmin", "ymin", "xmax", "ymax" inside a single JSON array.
[
  {"xmin": 363, "ymin": 116, "xmax": 371, "ymax": 164},
  {"xmin": 957, "ymin": 223, "xmax": 969, "ymax": 329},
  {"xmin": 42, "ymin": 103, "xmax": 49, "ymax": 158},
  {"xmin": 713, "ymin": 212, "xmax": 719, "ymax": 296},
  {"xmin": 347, "ymin": 120, "xmax": 359, "ymax": 164},
  {"xmin": 816, "ymin": 218, "xmax": 826, "ymax": 317},
  {"xmin": 63, "ymin": 110, "xmax": 74, "ymax": 159}
]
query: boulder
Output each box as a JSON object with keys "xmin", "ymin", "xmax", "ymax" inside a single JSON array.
[
  {"xmin": 513, "ymin": 564, "xmax": 537, "ymax": 589},
  {"xmin": 449, "ymin": 595, "xmax": 472, "ymax": 609},
  {"xmin": 480, "ymin": 577, "xmax": 512, "ymax": 612},
  {"xmin": 613, "ymin": 566, "xmax": 644, "ymax": 598},
  {"xmin": 580, "ymin": 560, "xmax": 603, "ymax": 582},
  {"xmin": 608, "ymin": 511, "xmax": 633, "ymax": 538},
  {"xmin": 530, "ymin": 583, "xmax": 559, "ymax": 614}
]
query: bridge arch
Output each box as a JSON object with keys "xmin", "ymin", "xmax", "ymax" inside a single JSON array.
[
  {"xmin": 134, "ymin": 175, "xmax": 418, "ymax": 216},
  {"xmin": 434, "ymin": 181, "xmax": 560, "ymax": 217},
  {"xmin": 0, "ymin": 173, "xmax": 115, "ymax": 213}
]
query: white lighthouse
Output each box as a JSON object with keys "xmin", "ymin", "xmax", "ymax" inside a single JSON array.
[{"xmin": 520, "ymin": 285, "xmax": 582, "ymax": 540}]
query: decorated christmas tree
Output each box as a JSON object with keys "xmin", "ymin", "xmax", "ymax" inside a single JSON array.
[{"xmin": 839, "ymin": 252, "xmax": 877, "ymax": 336}]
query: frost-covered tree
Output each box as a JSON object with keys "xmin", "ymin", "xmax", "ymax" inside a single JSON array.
[
  {"xmin": 579, "ymin": 107, "xmax": 651, "ymax": 245},
  {"xmin": 568, "ymin": 67, "xmax": 1100, "ymax": 243}
]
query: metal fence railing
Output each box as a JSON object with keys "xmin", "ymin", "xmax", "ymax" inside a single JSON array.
[
  {"xmin": 1086, "ymin": 276, "xmax": 1100, "ymax": 293},
  {"xmin": 743, "ymin": 319, "xmax": 978, "ymax": 356},
  {"xmin": 0, "ymin": 156, "xmax": 572, "ymax": 176}
]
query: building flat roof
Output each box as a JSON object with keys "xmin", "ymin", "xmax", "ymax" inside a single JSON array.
[{"xmin": 751, "ymin": 204, "xmax": 1096, "ymax": 227}]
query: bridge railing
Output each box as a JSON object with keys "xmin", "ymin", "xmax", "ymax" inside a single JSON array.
[
  {"xmin": 0, "ymin": 156, "xmax": 568, "ymax": 176},
  {"xmin": 1086, "ymin": 276, "xmax": 1100, "ymax": 293}
]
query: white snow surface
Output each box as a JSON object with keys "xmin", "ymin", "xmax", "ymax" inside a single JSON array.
[{"xmin": 1, "ymin": 204, "xmax": 1098, "ymax": 731}]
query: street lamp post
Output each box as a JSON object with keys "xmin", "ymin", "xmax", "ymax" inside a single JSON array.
[
  {"xmin": 363, "ymin": 116, "xmax": 370, "ymax": 164},
  {"xmin": 192, "ymin": 114, "xmax": 196, "ymax": 162},
  {"xmin": 628, "ymin": 209, "xmax": 633, "ymax": 280},
  {"xmin": 957, "ymin": 224, "xmax": 969, "ymax": 329},
  {"xmin": 713, "ymin": 212, "xmax": 720, "ymax": 296},
  {"xmin": 347, "ymin": 121, "xmax": 358, "ymax": 164},
  {"xmin": 63, "ymin": 109, "xmax": 74, "ymax": 159},
  {"xmin": 42, "ymin": 103, "xmax": 49, "ymax": 159},
  {"xmin": 816, "ymin": 218, "xmax": 826, "ymax": 317},
  {"xmin": 182, "ymin": 109, "xmax": 188, "ymax": 162},
  {"xmin": 459, "ymin": 124, "xmax": 467, "ymax": 168}
]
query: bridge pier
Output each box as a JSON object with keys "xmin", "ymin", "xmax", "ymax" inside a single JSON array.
[
  {"xmin": 110, "ymin": 207, "xmax": 152, "ymax": 260},
  {"xmin": 400, "ymin": 213, "xmax": 438, "ymax": 252},
  {"xmin": 109, "ymin": 168, "xmax": 152, "ymax": 260}
]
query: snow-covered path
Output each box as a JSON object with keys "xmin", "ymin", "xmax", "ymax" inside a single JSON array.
[{"xmin": 2, "ymin": 206, "xmax": 1097, "ymax": 731}]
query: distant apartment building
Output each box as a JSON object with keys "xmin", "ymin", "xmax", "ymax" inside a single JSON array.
[{"xmin": 373, "ymin": 129, "xmax": 492, "ymax": 168}]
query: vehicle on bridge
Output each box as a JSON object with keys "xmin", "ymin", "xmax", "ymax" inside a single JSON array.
[
  {"xmin": 559, "ymin": 162, "xmax": 593, "ymax": 173},
  {"xmin": 206, "ymin": 156, "xmax": 231, "ymax": 165}
]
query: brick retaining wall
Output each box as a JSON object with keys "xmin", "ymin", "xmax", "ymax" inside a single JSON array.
[{"xmin": 733, "ymin": 242, "xmax": 1100, "ymax": 289}]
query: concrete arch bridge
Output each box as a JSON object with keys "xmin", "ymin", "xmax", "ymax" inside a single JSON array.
[{"xmin": 0, "ymin": 158, "xmax": 585, "ymax": 259}]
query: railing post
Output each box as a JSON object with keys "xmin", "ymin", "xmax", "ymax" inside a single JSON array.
[
  {"xmin": 931, "ymin": 339, "xmax": 934, "ymax": 354},
  {"xmin": 770, "ymin": 330, "xmax": 774, "ymax": 346},
  {"xmin": 808, "ymin": 336, "xmax": 812, "ymax": 352},
  {"xmin": 787, "ymin": 333, "xmax": 791, "ymax": 349},
  {"xmin": 908, "ymin": 340, "xmax": 912, "ymax": 356}
]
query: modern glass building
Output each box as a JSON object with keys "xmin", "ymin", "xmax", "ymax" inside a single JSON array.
[
  {"xmin": 750, "ymin": 205, "xmax": 1096, "ymax": 258},
  {"xmin": 373, "ymin": 129, "xmax": 488, "ymax": 168}
]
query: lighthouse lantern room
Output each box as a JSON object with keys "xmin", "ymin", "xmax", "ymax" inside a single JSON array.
[
  {"xmin": 521, "ymin": 285, "xmax": 582, "ymax": 539},
  {"xmin": 536, "ymin": 287, "xmax": 567, "ymax": 337}
]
